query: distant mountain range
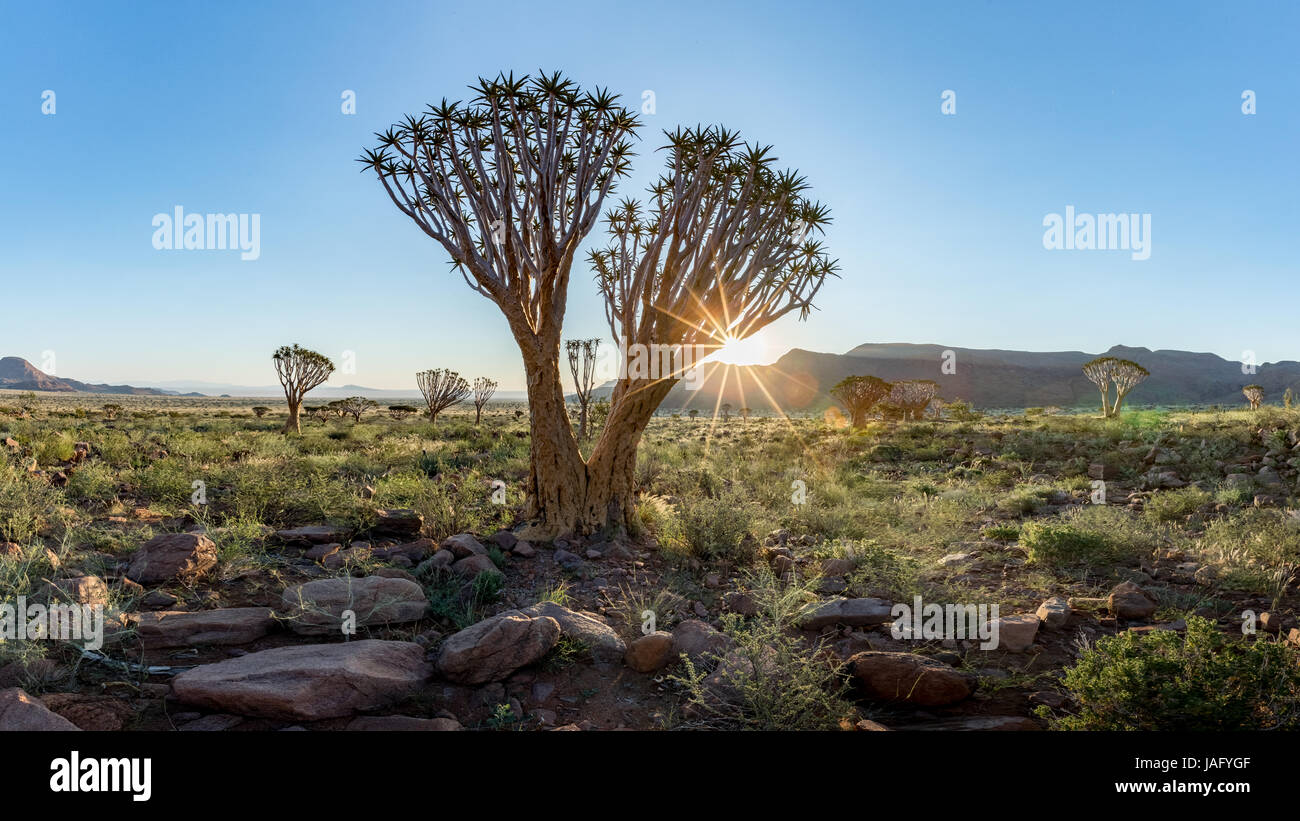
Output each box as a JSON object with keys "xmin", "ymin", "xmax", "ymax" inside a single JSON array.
[
  {"xmin": 0, "ymin": 356, "xmax": 199, "ymax": 396},
  {"xmin": 0, "ymin": 357, "xmax": 529, "ymax": 400},
  {"xmin": 635, "ymin": 344, "xmax": 1300, "ymax": 412},
  {"xmin": 6, "ymin": 344, "xmax": 1298, "ymax": 410}
]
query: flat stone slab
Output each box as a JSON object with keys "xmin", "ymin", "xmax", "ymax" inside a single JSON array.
[
  {"xmin": 135, "ymin": 608, "xmax": 276, "ymax": 648},
  {"xmin": 171, "ymin": 640, "xmax": 431, "ymax": 721},
  {"xmin": 797, "ymin": 597, "xmax": 894, "ymax": 630},
  {"xmin": 282, "ymin": 576, "xmax": 427, "ymax": 635},
  {"xmin": 275, "ymin": 525, "xmax": 351, "ymax": 546},
  {"xmin": 0, "ymin": 688, "xmax": 81, "ymax": 730}
]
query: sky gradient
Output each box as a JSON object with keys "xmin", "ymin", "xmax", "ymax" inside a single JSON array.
[{"xmin": 1, "ymin": 0, "xmax": 1296, "ymax": 392}]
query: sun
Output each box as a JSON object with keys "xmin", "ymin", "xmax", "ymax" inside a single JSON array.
[{"xmin": 708, "ymin": 332, "xmax": 773, "ymax": 367}]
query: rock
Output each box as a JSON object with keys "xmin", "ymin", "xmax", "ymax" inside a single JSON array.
[
  {"xmin": 177, "ymin": 714, "xmax": 245, "ymax": 731},
  {"xmin": 0, "ymin": 658, "xmax": 60, "ymax": 689},
  {"xmin": 821, "ymin": 558, "xmax": 855, "ymax": 576},
  {"xmin": 518, "ymin": 601, "xmax": 626, "ymax": 664},
  {"xmin": 845, "ymin": 652, "xmax": 973, "ymax": 706},
  {"xmin": 938, "ymin": 552, "xmax": 974, "ymax": 568},
  {"xmin": 139, "ymin": 590, "xmax": 179, "ymax": 610},
  {"xmin": 126, "ymin": 532, "xmax": 218, "ymax": 585},
  {"xmin": 991, "ymin": 613, "xmax": 1039, "ymax": 652},
  {"xmin": 552, "ymin": 549, "xmax": 583, "ymax": 570},
  {"xmin": 325, "ymin": 545, "xmax": 375, "ymax": 570},
  {"xmin": 304, "ymin": 543, "xmax": 341, "ymax": 562},
  {"xmin": 134, "ymin": 608, "xmax": 276, "ymax": 648},
  {"xmin": 274, "ymin": 525, "xmax": 350, "ymax": 545},
  {"xmin": 346, "ymin": 715, "xmax": 461, "ymax": 731},
  {"xmin": 624, "ymin": 631, "xmax": 674, "ymax": 672},
  {"xmin": 796, "ymin": 597, "xmax": 893, "ymax": 630},
  {"xmin": 670, "ymin": 619, "xmax": 730, "ymax": 662},
  {"xmin": 487, "ymin": 530, "xmax": 518, "ymax": 552},
  {"xmin": 1259, "ymin": 611, "xmax": 1282, "ymax": 634},
  {"xmin": 441, "ymin": 533, "xmax": 487, "ymax": 558},
  {"xmin": 1028, "ymin": 691, "xmax": 1066, "ymax": 709},
  {"xmin": 512, "ymin": 541, "xmax": 535, "ymax": 558},
  {"xmin": 372, "ymin": 538, "xmax": 436, "ymax": 564},
  {"xmin": 890, "ymin": 715, "xmax": 1039, "ymax": 731},
  {"xmin": 1108, "ymin": 581, "xmax": 1157, "ymax": 620},
  {"xmin": 855, "ymin": 719, "xmax": 892, "ymax": 731},
  {"xmin": 1035, "ymin": 596, "xmax": 1071, "ymax": 629},
  {"xmin": 372, "ymin": 567, "xmax": 417, "ymax": 583},
  {"xmin": 171, "ymin": 640, "xmax": 430, "ymax": 721},
  {"xmin": 722, "ymin": 591, "xmax": 758, "ymax": 616},
  {"xmin": 46, "ymin": 575, "xmax": 109, "ymax": 607},
  {"xmin": 1193, "ymin": 565, "xmax": 1218, "ymax": 587},
  {"xmin": 372, "ymin": 508, "xmax": 423, "ymax": 539},
  {"xmin": 437, "ymin": 610, "xmax": 560, "ymax": 684},
  {"xmin": 451, "ymin": 554, "xmax": 501, "ymax": 580},
  {"xmin": 40, "ymin": 693, "xmax": 135, "ymax": 731},
  {"xmin": 0, "ymin": 688, "xmax": 81, "ymax": 730},
  {"xmin": 281, "ymin": 576, "xmax": 428, "ymax": 635}
]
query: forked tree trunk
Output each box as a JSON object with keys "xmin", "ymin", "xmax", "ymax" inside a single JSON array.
[
  {"xmin": 517, "ymin": 335, "xmax": 673, "ymax": 537},
  {"xmin": 282, "ymin": 400, "xmax": 301, "ymax": 434}
]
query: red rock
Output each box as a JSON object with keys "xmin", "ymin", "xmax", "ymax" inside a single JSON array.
[
  {"xmin": 171, "ymin": 640, "xmax": 431, "ymax": 721},
  {"xmin": 126, "ymin": 532, "xmax": 217, "ymax": 584}
]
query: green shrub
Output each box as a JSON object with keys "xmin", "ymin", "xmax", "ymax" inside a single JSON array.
[
  {"xmin": 1046, "ymin": 616, "xmax": 1300, "ymax": 730},
  {"xmin": 1021, "ymin": 521, "xmax": 1112, "ymax": 567},
  {"xmin": 1144, "ymin": 486, "xmax": 1209, "ymax": 522}
]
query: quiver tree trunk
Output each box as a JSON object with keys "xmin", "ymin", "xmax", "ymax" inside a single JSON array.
[
  {"xmin": 581, "ymin": 377, "xmax": 676, "ymax": 530},
  {"xmin": 282, "ymin": 400, "xmax": 301, "ymax": 434}
]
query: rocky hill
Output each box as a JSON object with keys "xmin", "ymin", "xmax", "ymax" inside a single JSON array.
[{"xmin": 0, "ymin": 356, "xmax": 185, "ymax": 396}]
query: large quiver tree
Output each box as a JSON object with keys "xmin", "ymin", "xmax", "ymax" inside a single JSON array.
[
  {"xmin": 362, "ymin": 72, "xmax": 639, "ymax": 532},
  {"xmin": 586, "ymin": 126, "xmax": 837, "ymax": 529}
]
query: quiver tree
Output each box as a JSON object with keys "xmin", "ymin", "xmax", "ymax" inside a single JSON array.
[
  {"xmin": 1082, "ymin": 356, "xmax": 1119, "ymax": 417},
  {"xmin": 273, "ymin": 345, "xmax": 335, "ymax": 434},
  {"xmin": 1108, "ymin": 359, "xmax": 1149, "ymax": 416},
  {"xmin": 363, "ymin": 72, "xmax": 638, "ymax": 534},
  {"xmin": 584, "ymin": 126, "xmax": 836, "ymax": 531},
  {"xmin": 416, "ymin": 368, "xmax": 470, "ymax": 424},
  {"xmin": 1243, "ymin": 384, "xmax": 1264, "ymax": 410},
  {"xmin": 566, "ymin": 338, "xmax": 602, "ymax": 441},
  {"xmin": 472, "ymin": 377, "xmax": 498, "ymax": 425},
  {"xmin": 388, "ymin": 404, "xmax": 418, "ymax": 420},
  {"xmin": 364, "ymin": 74, "xmax": 833, "ymax": 535},
  {"xmin": 251, "ymin": 406, "xmax": 270, "ymax": 418},
  {"xmin": 830, "ymin": 375, "xmax": 891, "ymax": 427},
  {"xmin": 339, "ymin": 396, "xmax": 378, "ymax": 422},
  {"xmin": 889, "ymin": 380, "xmax": 938, "ymax": 420},
  {"xmin": 740, "ymin": 407, "xmax": 751, "ymax": 422}
]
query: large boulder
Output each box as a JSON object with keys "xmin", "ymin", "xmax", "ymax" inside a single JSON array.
[
  {"xmin": 134, "ymin": 608, "xmax": 276, "ymax": 648},
  {"xmin": 0, "ymin": 688, "xmax": 81, "ymax": 730},
  {"xmin": 441, "ymin": 533, "xmax": 488, "ymax": 558},
  {"xmin": 845, "ymin": 651, "xmax": 973, "ymax": 706},
  {"xmin": 281, "ymin": 576, "xmax": 428, "ymax": 635},
  {"xmin": 518, "ymin": 601, "xmax": 626, "ymax": 664},
  {"xmin": 126, "ymin": 533, "xmax": 217, "ymax": 585},
  {"xmin": 437, "ymin": 610, "xmax": 560, "ymax": 684},
  {"xmin": 171, "ymin": 640, "xmax": 430, "ymax": 721}
]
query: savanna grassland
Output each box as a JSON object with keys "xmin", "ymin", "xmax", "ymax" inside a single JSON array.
[{"xmin": 3, "ymin": 391, "xmax": 1300, "ymax": 731}]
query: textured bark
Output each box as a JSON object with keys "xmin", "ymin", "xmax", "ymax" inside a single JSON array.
[
  {"xmin": 518, "ymin": 337, "xmax": 589, "ymax": 536},
  {"xmin": 282, "ymin": 401, "xmax": 301, "ymax": 434},
  {"xmin": 581, "ymin": 378, "xmax": 674, "ymax": 530}
]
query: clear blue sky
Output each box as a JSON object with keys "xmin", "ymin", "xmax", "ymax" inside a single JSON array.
[{"xmin": 1, "ymin": 0, "xmax": 1296, "ymax": 391}]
